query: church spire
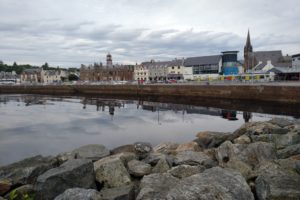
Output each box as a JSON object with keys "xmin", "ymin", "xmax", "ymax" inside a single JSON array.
[
  {"xmin": 245, "ymin": 29, "xmax": 252, "ymax": 48},
  {"xmin": 244, "ymin": 29, "xmax": 254, "ymax": 72}
]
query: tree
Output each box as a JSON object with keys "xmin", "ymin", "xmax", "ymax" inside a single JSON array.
[
  {"xmin": 42, "ymin": 62, "xmax": 49, "ymax": 70},
  {"xmin": 13, "ymin": 62, "xmax": 17, "ymax": 67},
  {"xmin": 0, "ymin": 60, "xmax": 3, "ymax": 65},
  {"xmin": 68, "ymin": 74, "xmax": 79, "ymax": 81}
]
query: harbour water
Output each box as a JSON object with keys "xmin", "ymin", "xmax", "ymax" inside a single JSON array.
[{"xmin": 0, "ymin": 94, "xmax": 296, "ymax": 165}]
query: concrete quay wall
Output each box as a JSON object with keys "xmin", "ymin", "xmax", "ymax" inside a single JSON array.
[{"xmin": 0, "ymin": 84, "xmax": 299, "ymax": 103}]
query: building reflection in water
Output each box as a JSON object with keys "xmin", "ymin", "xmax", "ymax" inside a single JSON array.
[
  {"xmin": 0, "ymin": 95, "xmax": 294, "ymax": 124},
  {"xmin": 243, "ymin": 111, "xmax": 252, "ymax": 123}
]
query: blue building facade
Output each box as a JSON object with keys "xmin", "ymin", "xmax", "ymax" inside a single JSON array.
[{"xmin": 222, "ymin": 51, "xmax": 239, "ymax": 75}]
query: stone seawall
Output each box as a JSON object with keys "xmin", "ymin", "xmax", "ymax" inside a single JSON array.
[{"xmin": 0, "ymin": 84, "xmax": 300, "ymax": 103}]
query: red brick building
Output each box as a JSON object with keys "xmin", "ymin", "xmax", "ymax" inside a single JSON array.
[{"xmin": 80, "ymin": 54, "xmax": 134, "ymax": 81}]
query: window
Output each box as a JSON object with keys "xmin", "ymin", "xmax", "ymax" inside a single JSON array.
[
  {"xmin": 178, "ymin": 66, "xmax": 180, "ymax": 69},
  {"xmin": 172, "ymin": 66, "xmax": 174, "ymax": 69}
]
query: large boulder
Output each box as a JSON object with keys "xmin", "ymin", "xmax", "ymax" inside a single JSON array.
[
  {"xmin": 152, "ymin": 158, "xmax": 170, "ymax": 173},
  {"xmin": 136, "ymin": 173, "xmax": 179, "ymax": 200},
  {"xmin": 233, "ymin": 135, "xmax": 251, "ymax": 144},
  {"xmin": 277, "ymin": 143, "xmax": 300, "ymax": 159},
  {"xmin": 71, "ymin": 144, "xmax": 110, "ymax": 161},
  {"xmin": 194, "ymin": 131, "xmax": 232, "ymax": 148},
  {"xmin": 134, "ymin": 142, "xmax": 153, "ymax": 159},
  {"xmin": 234, "ymin": 121, "xmax": 289, "ymax": 136},
  {"xmin": 111, "ymin": 144, "xmax": 135, "ymax": 155},
  {"xmin": 174, "ymin": 151, "xmax": 215, "ymax": 167},
  {"xmin": 54, "ymin": 188, "xmax": 102, "ymax": 200},
  {"xmin": 216, "ymin": 141, "xmax": 276, "ymax": 169},
  {"xmin": 168, "ymin": 165, "xmax": 205, "ymax": 179},
  {"xmin": 127, "ymin": 160, "xmax": 152, "ymax": 177},
  {"xmin": 175, "ymin": 142, "xmax": 201, "ymax": 152},
  {"xmin": 255, "ymin": 161, "xmax": 300, "ymax": 200},
  {"xmin": 142, "ymin": 153, "xmax": 173, "ymax": 167},
  {"xmin": 268, "ymin": 118, "xmax": 294, "ymax": 128},
  {"xmin": 94, "ymin": 156, "xmax": 131, "ymax": 188},
  {"xmin": 153, "ymin": 142, "xmax": 179, "ymax": 154},
  {"xmin": 35, "ymin": 159, "xmax": 96, "ymax": 200},
  {"xmin": 4, "ymin": 185, "xmax": 34, "ymax": 200},
  {"xmin": 166, "ymin": 167, "xmax": 254, "ymax": 200},
  {"xmin": 99, "ymin": 184, "xmax": 135, "ymax": 200},
  {"xmin": 0, "ymin": 155, "xmax": 58, "ymax": 187},
  {"xmin": 274, "ymin": 131, "xmax": 300, "ymax": 149}
]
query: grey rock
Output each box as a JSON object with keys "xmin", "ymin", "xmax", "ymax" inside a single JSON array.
[
  {"xmin": 167, "ymin": 167, "xmax": 254, "ymax": 200},
  {"xmin": 94, "ymin": 156, "xmax": 131, "ymax": 188},
  {"xmin": 0, "ymin": 197, "xmax": 5, "ymax": 200},
  {"xmin": 142, "ymin": 153, "xmax": 173, "ymax": 167},
  {"xmin": 56, "ymin": 152, "xmax": 73, "ymax": 165},
  {"xmin": 134, "ymin": 142, "xmax": 153, "ymax": 159},
  {"xmin": 99, "ymin": 184, "xmax": 135, "ymax": 200},
  {"xmin": 35, "ymin": 159, "xmax": 96, "ymax": 200},
  {"xmin": 275, "ymin": 131, "xmax": 300, "ymax": 149},
  {"xmin": 216, "ymin": 141, "xmax": 276, "ymax": 169},
  {"xmin": 277, "ymin": 143, "xmax": 300, "ymax": 159},
  {"xmin": 194, "ymin": 131, "xmax": 232, "ymax": 149},
  {"xmin": 71, "ymin": 144, "xmax": 110, "ymax": 161},
  {"xmin": 255, "ymin": 161, "xmax": 300, "ymax": 200},
  {"xmin": 168, "ymin": 165, "xmax": 205, "ymax": 179},
  {"xmin": 234, "ymin": 121, "xmax": 288, "ymax": 136},
  {"xmin": 152, "ymin": 158, "xmax": 170, "ymax": 173},
  {"xmin": 174, "ymin": 151, "xmax": 213, "ymax": 167},
  {"xmin": 111, "ymin": 152, "xmax": 137, "ymax": 167},
  {"xmin": 137, "ymin": 173, "xmax": 179, "ymax": 200},
  {"xmin": 175, "ymin": 142, "xmax": 201, "ymax": 152},
  {"xmin": 111, "ymin": 144, "xmax": 135, "ymax": 155},
  {"xmin": 54, "ymin": 188, "xmax": 102, "ymax": 200},
  {"xmin": 127, "ymin": 160, "xmax": 152, "ymax": 177},
  {"xmin": 153, "ymin": 142, "xmax": 179, "ymax": 154},
  {"xmin": 4, "ymin": 185, "xmax": 34, "ymax": 200},
  {"xmin": 269, "ymin": 118, "xmax": 294, "ymax": 128},
  {"xmin": 233, "ymin": 135, "xmax": 251, "ymax": 144},
  {"xmin": 0, "ymin": 155, "xmax": 58, "ymax": 187}
]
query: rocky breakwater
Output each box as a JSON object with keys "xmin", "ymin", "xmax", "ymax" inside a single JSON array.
[{"xmin": 0, "ymin": 118, "xmax": 300, "ymax": 200}]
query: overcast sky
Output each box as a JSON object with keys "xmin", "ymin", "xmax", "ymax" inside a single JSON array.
[{"xmin": 0, "ymin": 0, "xmax": 299, "ymax": 67}]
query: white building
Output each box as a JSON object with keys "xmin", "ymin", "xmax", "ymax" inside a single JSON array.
[
  {"xmin": 292, "ymin": 54, "xmax": 300, "ymax": 69},
  {"xmin": 134, "ymin": 64, "xmax": 149, "ymax": 81},
  {"xmin": 167, "ymin": 59, "xmax": 185, "ymax": 80},
  {"xmin": 183, "ymin": 55, "xmax": 222, "ymax": 80},
  {"xmin": 41, "ymin": 69, "xmax": 68, "ymax": 84}
]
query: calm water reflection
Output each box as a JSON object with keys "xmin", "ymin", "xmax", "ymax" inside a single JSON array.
[{"xmin": 0, "ymin": 94, "xmax": 294, "ymax": 165}]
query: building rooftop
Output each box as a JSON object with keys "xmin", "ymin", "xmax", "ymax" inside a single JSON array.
[
  {"xmin": 184, "ymin": 55, "xmax": 222, "ymax": 66},
  {"xmin": 254, "ymin": 50, "xmax": 292, "ymax": 70}
]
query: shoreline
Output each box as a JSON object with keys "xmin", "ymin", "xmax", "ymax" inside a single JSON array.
[
  {"xmin": 0, "ymin": 118, "xmax": 300, "ymax": 199},
  {"xmin": 1, "ymin": 84, "xmax": 300, "ymax": 104}
]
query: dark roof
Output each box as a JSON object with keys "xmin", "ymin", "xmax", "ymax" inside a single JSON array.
[
  {"xmin": 184, "ymin": 55, "xmax": 221, "ymax": 66},
  {"xmin": 141, "ymin": 59, "xmax": 184, "ymax": 67},
  {"xmin": 292, "ymin": 54, "xmax": 300, "ymax": 58},
  {"xmin": 254, "ymin": 50, "xmax": 292, "ymax": 70}
]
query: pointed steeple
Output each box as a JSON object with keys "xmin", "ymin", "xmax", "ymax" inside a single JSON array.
[
  {"xmin": 244, "ymin": 29, "xmax": 252, "ymax": 52},
  {"xmin": 245, "ymin": 29, "xmax": 252, "ymax": 48}
]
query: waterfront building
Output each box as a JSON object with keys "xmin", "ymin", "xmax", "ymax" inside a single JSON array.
[
  {"xmin": 292, "ymin": 54, "xmax": 300, "ymax": 69},
  {"xmin": 183, "ymin": 55, "xmax": 222, "ymax": 80},
  {"xmin": 0, "ymin": 71, "xmax": 18, "ymax": 83},
  {"xmin": 21, "ymin": 68, "xmax": 42, "ymax": 83},
  {"xmin": 134, "ymin": 64, "xmax": 149, "ymax": 82},
  {"xmin": 80, "ymin": 54, "xmax": 134, "ymax": 82},
  {"xmin": 167, "ymin": 59, "xmax": 185, "ymax": 80},
  {"xmin": 41, "ymin": 69, "xmax": 68, "ymax": 84},
  {"xmin": 221, "ymin": 51, "xmax": 239, "ymax": 76}
]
